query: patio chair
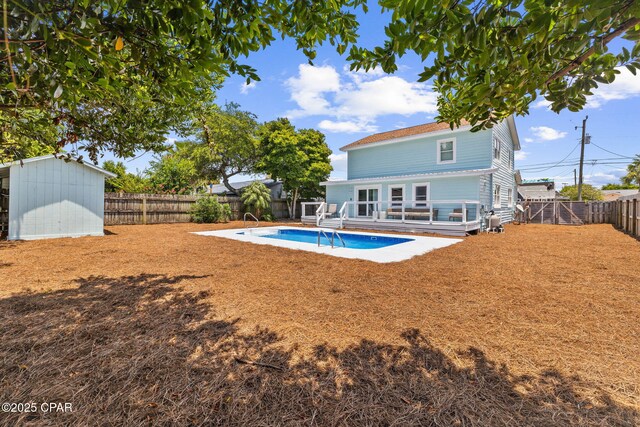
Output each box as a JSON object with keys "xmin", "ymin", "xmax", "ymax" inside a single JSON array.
[{"xmin": 323, "ymin": 203, "xmax": 338, "ymax": 219}]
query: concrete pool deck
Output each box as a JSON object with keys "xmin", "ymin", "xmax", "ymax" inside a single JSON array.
[{"xmin": 192, "ymin": 226, "xmax": 462, "ymax": 263}]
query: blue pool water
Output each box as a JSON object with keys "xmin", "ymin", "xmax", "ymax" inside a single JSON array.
[{"xmin": 239, "ymin": 228, "xmax": 414, "ymax": 250}]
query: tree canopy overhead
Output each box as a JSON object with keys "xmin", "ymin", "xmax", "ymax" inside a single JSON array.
[
  {"xmin": 3, "ymin": 0, "xmax": 640, "ymax": 161},
  {"xmin": 348, "ymin": 0, "xmax": 640, "ymax": 129},
  {"xmin": 1, "ymin": 0, "xmax": 364, "ymax": 159}
]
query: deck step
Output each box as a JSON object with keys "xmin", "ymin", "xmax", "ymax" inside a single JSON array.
[{"xmin": 319, "ymin": 218, "xmax": 342, "ymax": 229}]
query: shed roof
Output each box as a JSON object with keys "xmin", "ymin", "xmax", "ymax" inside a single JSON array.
[{"xmin": 0, "ymin": 154, "xmax": 116, "ymax": 178}]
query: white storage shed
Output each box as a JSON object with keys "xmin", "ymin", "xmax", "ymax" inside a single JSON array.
[{"xmin": 0, "ymin": 155, "xmax": 116, "ymax": 240}]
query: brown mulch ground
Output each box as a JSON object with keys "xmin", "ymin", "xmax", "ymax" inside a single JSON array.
[{"xmin": 0, "ymin": 222, "xmax": 638, "ymax": 426}]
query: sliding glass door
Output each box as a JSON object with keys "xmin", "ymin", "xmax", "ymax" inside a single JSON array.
[{"xmin": 356, "ymin": 187, "xmax": 379, "ymax": 217}]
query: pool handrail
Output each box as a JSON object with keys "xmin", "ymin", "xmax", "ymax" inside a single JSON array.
[{"xmin": 243, "ymin": 212, "xmax": 259, "ymax": 228}]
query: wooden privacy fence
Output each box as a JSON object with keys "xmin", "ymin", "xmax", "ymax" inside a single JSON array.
[
  {"xmin": 521, "ymin": 197, "xmax": 639, "ymax": 238},
  {"xmin": 610, "ymin": 195, "xmax": 640, "ymax": 238},
  {"xmin": 104, "ymin": 193, "xmax": 292, "ymax": 225}
]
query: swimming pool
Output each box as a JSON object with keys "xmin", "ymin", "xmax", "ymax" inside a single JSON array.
[
  {"xmin": 193, "ymin": 227, "xmax": 462, "ymax": 263},
  {"xmin": 238, "ymin": 228, "xmax": 414, "ymax": 249}
]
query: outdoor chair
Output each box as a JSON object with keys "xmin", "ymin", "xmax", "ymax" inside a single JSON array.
[{"xmin": 323, "ymin": 203, "xmax": 338, "ymax": 219}]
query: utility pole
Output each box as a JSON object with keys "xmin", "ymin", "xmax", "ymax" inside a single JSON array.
[
  {"xmin": 573, "ymin": 169, "xmax": 577, "ymax": 186},
  {"xmin": 576, "ymin": 116, "xmax": 588, "ymax": 201}
]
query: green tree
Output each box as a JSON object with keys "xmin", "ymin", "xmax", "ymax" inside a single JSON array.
[
  {"xmin": 258, "ymin": 119, "xmax": 332, "ymax": 218},
  {"xmin": 185, "ymin": 103, "xmax": 260, "ymax": 193},
  {"xmin": 147, "ymin": 146, "xmax": 199, "ymax": 194},
  {"xmin": 622, "ymin": 155, "xmax": 640, "ymax": 187},
  {"xmin": 560, "ymin": 184, "xmax": 603, "ymax": 201},
  {"xmin": 102, "ymin": 160, "xmax": 150, "ymax": 193},
  {"xmin": 601, "ymin": 183, "xmax": 639, "ymax": 190},
  {"xmin": 2, "ymin": 0, "xmax": 364, "ymax": 158},
  {"xmin": 348, "ymin": 1, "xmax": 640, "ymax": 129},
  {"xmin": 241, "ymin": 181, "xmax": 272, "ymax": 220},
  {"xmin": 0, "ymin": 110, "xmax": 59, "ymax": 162}
]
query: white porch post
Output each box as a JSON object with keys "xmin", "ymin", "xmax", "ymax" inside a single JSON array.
[{"xmin": 462, "ymin": 202, "xmax": 467, "ymax": 223}]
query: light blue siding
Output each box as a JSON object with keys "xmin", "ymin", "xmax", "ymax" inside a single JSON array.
[
  {"xmin": 347, "ymin": 128, "xmax": 492, "ymax": 179},
  {"xmin": 490, "ymin": 121, "xmax": 517, "ymax": 222}
]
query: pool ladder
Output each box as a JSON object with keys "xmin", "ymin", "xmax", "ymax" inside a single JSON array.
[
  {"xmin": 318, "ymin": 229, "xmax": 346, "ymax": 248},
  {"xmin": 244, "ymin": 212, "xmax": 259, "ymax": 228}
]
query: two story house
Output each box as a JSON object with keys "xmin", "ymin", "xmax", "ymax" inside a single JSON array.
[{"xmin": 305, "ymin": 116, "xmax": 520, "ymax": 236}]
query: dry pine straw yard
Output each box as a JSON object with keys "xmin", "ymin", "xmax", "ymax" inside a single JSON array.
[{"xmin": 0, "ymin": 222, "xmax": 638, "ymax": 426}]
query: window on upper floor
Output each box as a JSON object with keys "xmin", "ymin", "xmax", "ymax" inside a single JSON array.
[
  {"xmin": 437, "ymin": 138, "xmax": 456, "ymax": 164},
  {"xmin": 493, "ymin": 136, "xmax": 501, "ymax": 160},
  {"xmin": 494, "ymin": 184, "xmax": 501, "ymax": 208}
]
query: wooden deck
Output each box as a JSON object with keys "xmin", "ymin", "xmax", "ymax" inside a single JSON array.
[{"xmin": 301, "ymin": 216, "xmax": 481, "ymax": 236}]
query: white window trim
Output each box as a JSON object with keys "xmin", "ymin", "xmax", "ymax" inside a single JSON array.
[
  {"xmin": 493, "ymin": 136, "xmax": 502, "ymax": 160},
  {"xmin": 388, "ymin": 184, "xmax": 405, "ymax": 208},
  {"xmin": 412, "ymin": 182, "xmax": 431, "ymax": 208},
  {"xmin": 507, "ymin": 188, "xmax": 513, "ymax": 206},
  {"xmin": 353, "ymin": 184, "xmax": 382, "ymax": 217},
  {"xmin": 437, "ymin": 138, "xmax": 456, "ymax": 164},
  {"xmin": 493, "ymin": 184, "xmax": 501, "ymax": 208}
]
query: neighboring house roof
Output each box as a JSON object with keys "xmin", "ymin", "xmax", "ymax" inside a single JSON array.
[
  {"xmin": 209, "ymin": 179, "xmax": 281, "ymax": 195},
  {"xmin": 339, "ymin": 115, "xmax": 520, "ymax": 152},
  {"xmin": 0, "ymin": 154, "xmax": 116, "ymax": 178},
  {"xmin": 521, "ymin": 178, "xmax": 555, "ymax": 186},
  {"xmin": 601, "ymin": 189, "xmax": 640, "ymax": 201},
  {"xmin": 322, "ymin": 168, "xmax": 498, "ymax": 186},
  {"xmin": 517, "ymin": 184, "xmax": 560, "ymax": 200}
]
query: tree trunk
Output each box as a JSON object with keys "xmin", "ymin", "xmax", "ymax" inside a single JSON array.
[
  {"xmin": 221, "ymin": 175, "xmax": 237, "ymax": 194},
  {"xmin": 288, "ymin": 188, "xmax": 298, "ymax": 219}
]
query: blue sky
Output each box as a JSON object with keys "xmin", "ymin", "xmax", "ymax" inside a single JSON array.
[{"xmin": 108, "ymin": 7, "xmax": 640, "ymax": 189}]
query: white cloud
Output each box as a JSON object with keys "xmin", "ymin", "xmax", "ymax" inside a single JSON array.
[
  {"xmin": 329, "ymin": 152, "xmax": 347, "ymax": 180},
  {"xmin": 529, "ymin": 126, "xmax": 567, "ymax": 141},
  {"xmin": 318, "ymin": 120, "xmax": 377, "ymax": 134},
  {"xmin": 240, "ymin": 81, "xmax": 257, "ymax": 94},
  {"xmin": 586, "ymin": 67, "xmax": 640, "ymax": 108},
  {"xmin": 523, "ymin": 137, "xmax": 534, "ymax": 143},
  {"xmin": 533, "ymin": 99, "xmax": 552, "ymax": 109},
  {"xmin": 514, "ymin": 151, "xmax": 529, "ymax": 161},
  {"xmin": 585, "ymin": 170, "xmax": 628, "ymax": 188},
  {"xmin": 285, "ymin": 64, "xmax": 340, "ymax": 117},
  {"xmin": 285, "ymin": 64, "xmax": 438, "ymax": 131}
]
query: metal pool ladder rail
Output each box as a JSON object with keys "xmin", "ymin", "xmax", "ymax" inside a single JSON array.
[
  {"xmin": 244, "ymin": 212, "xmax": 259, "ymax": 228},
  {"xmin": 317, "ymin": 229, "xmax": 346, "ymax": 248}
]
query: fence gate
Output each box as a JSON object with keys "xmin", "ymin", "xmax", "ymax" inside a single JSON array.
[{"xmin": 525, "ymin": 200, "xmax": 587, "ymax": 225}]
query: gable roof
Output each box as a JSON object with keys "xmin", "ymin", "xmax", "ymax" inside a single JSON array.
[
  {"xmin": 0, "ymin": 154, "xmax": 116, "ymax": 178},
  {"xmin": 339, "ymin": 116, "xmax": 520, "ymax": 152},
  {"xmin": 340, "ymin": 120, "xmax": 471, "ymax": 151}
]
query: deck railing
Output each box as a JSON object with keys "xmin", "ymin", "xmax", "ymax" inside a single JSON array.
[{"xmin": 331, "ymin": 199, "xmax": 481, "ymax": 225}]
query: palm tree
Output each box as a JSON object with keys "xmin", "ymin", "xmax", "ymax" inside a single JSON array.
[
  {"xmin": 241, "ymin": 181, "xmax": 271, "ymax": 219},
  {"xmin": 622, "ymin": 155, "xmax": 640, "ymax": 187}
]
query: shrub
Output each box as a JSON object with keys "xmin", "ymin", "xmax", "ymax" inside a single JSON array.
[{"xmin": 190, "ymin": 196, "xmax": 232, "ymax": 223}]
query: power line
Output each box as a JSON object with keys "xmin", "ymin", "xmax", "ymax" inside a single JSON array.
[
  {"xmin": 518, "ymin": 143, "xmax": 580, "ymax": 173},
  {"xmin": 519, "ymin": 160, "xmax": 631, "ymax": 172},
  {"xmin": 589, "ymin": 142, "xmax": 635, "ymax": 159}
]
